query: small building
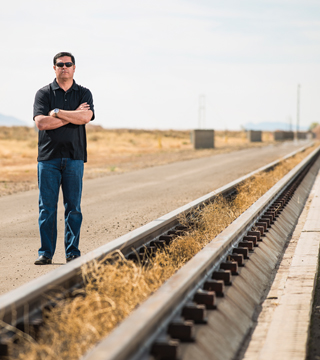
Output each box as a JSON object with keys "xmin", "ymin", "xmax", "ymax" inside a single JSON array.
[
  {"xmin": 191, "ymin": 129, "xmax": 214, "ymax": 149},
  {"xmin": 247, "ymin": 130, "xmax": 262, "ymax": 142},
  {"xmin": 296, "ymin": 131, "xmax": 311, "ymax": 140},
  {"xmin": 273, "ymin": 131, "xmax": 294, "ymax": 141}
]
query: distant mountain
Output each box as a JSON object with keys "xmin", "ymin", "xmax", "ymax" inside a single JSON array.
[
  {"xmin": 244, "ymin": 122, "xmax": 308, "ymax": 132},
  {"xmin": 0, "ymin": 113, "xmax": 29, "ymax": 126}
]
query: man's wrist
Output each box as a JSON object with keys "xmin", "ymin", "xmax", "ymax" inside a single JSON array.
[
  {"xmin": 49, "ymin": 109, "xmax": 60, "ymax": 118},
  {"xmin": 53, "ymin": 108, "xmax": 60, "ymax": 118}
]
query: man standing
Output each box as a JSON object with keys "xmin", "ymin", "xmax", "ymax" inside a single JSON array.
[{"xmin": 33, "ymin": 52, "xmax": 94, "ymax": 265}]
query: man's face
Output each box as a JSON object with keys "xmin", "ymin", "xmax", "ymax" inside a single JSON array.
[{"xmin": 53, "ymin": 56, "xmax": 76, "ymax": 81}]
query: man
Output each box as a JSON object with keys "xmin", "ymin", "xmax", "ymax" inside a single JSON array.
[{"xmin": 33, "ymin": 52, "xmax": 94, "ymax": 265}]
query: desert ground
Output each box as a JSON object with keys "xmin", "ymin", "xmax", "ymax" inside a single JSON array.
[
  {"xmin": 0, "ymin": 126, "xmax": 311, "ymax": 295},
  {"xmin": 0, "ymin": 126, "xmax": 275, "ymax": 196}
]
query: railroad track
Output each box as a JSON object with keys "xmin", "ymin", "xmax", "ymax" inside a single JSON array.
[{"xmin": 0, "ymin": 143, "xmax": 319, "ymax": 359}]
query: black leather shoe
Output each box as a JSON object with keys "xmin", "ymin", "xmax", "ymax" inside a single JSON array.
[
  {"xmin": 34, "ymin": 255, "xmax": 52, "ymax": 265},
  {"xmin": 66, "ymin": 255, "xmax": 80, "ymax": 263}
]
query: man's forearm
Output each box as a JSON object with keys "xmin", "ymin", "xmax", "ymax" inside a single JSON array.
[
  {"xmin": 55, "ymin": 109, "xmax": 93, "ymax": 125},
  {"xmin": 35, "ymin": 115, "xmax": 69, "ymax": 131}
]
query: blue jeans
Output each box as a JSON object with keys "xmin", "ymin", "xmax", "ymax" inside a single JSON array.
[{"xmin": 37, "ymin": 158, "xmax": 84, "ymax": 259}]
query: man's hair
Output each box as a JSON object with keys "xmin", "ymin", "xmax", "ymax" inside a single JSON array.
[{"xmin": 53, "ymin": 52, "xmax": 75, "ymax": 65}]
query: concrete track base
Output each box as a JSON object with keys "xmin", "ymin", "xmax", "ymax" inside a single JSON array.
[
  {"xmin": 242, "ymin": 163, "xmax": 320, "ymax": 359},
  {"xmin": 180, "ymin": 158, "xmax": 320, "ymax": 360}
]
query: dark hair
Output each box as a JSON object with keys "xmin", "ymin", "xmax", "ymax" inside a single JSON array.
[{"xmin": 53, "ymin": 52, "xmax": 75, "ymax": 65}]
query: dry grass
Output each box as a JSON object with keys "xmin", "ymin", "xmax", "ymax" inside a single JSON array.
[
  {"xmin": 6, "ymin": 145, "xmax": 315, "ymax": 360},
  {"xmin": 0, "ymin": 126, "xmax": 274, "ymax": 196}
]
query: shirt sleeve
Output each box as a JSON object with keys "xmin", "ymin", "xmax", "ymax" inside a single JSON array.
[
  {"xmin": 80, "ymin": 88, "xmax": 95, "ymax": 121},
  {"xmin": 33, "ymin": 87, "xmax": 50, "ymax": 120}
]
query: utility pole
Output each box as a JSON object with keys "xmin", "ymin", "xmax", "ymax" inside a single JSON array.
[
  {"xmin": 287, "ymin": 115, "xmax": 292, "ymax": 132},
  {"xmin": 296, "ymin": 84, "xmax": 301, "ymax": 137},
  {"xmin": 198, "ymin": 94, "xmax": 206, "ymax": 129}
]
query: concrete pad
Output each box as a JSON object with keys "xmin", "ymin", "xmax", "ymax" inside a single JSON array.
[{"xmin": 243, "ymin": 167, "xmax": 320, "ymax": 360}]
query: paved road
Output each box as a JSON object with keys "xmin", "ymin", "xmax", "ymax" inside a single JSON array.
[{"xmin": 0, "ymin": 141, "xmax": 310, "ymax": 295}]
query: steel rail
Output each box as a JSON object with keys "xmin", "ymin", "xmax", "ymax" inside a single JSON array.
[
  {"xmin": 81, "ymin": 145, "xmax": 320, "ymax": 360},
  {"xmin": 0, "ymin": 143, "xmax": 316, "ymax": 355}
]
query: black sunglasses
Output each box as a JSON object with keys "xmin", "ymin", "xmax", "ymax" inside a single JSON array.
[{"xmin": 56, "ymin": 62, "xmax": 73, "ymax": 68}]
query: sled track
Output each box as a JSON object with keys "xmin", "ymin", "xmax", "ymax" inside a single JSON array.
[{"xmin": 0, "ymin": 144, "xmax": 319, "ymax": 360}]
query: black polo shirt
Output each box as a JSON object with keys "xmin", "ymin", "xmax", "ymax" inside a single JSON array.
[{"xmin": 33, "ymin": 79, "xmax": 95, "ymax": 163}]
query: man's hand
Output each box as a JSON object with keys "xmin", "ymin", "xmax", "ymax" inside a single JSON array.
[{"xmin": 76, "ymin": 102, "xmax": 91, "ymax": 111}]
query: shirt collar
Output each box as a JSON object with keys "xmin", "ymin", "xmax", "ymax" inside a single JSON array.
[{"xmin": 51, "ymin": 78, "xmax": 79, "ymax": 91}]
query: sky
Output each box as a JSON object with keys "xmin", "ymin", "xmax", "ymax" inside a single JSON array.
[{"xmin": 1, "ymin": 0, "xmax": 320, "ymax": 130}]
